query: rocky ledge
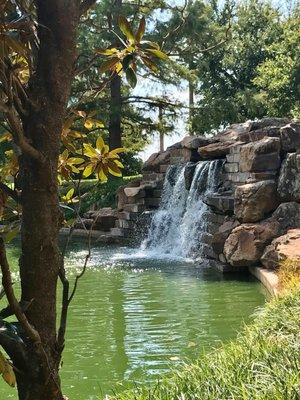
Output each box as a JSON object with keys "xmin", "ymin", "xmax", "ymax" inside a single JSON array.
[{"xmin": 73, "ymin": 117, "xmax": 300, "ymax": 274}]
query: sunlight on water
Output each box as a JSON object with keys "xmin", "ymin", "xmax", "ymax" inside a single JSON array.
[{"xmin": 1, "ymin": 242, "xmax": 266, "ymax": 400}]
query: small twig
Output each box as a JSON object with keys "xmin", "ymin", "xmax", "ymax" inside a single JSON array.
[{"xmin": 0, "ymin": 182, "xmax": 21, "ymax": 203}]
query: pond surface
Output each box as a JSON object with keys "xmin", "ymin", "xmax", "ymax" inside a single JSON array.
[{"xmin": 2, "ymin": 242, "xmax": 265, "ymax": 400}]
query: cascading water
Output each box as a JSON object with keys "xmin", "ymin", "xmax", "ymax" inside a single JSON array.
[{"xmin": 142, "ymin": 160, "xmax": 224, "ymax": 259}]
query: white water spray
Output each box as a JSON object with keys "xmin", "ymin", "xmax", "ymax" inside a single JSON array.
[{"xmin": 142, "ymin": 160, "xmax": 223, "ymax": 259}]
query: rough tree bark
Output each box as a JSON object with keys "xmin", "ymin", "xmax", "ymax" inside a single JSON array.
[
  {"xmin": 109, "ymin": 74, "xmax": 122, "ymax": 149},
  {"xmin": 0, "ymin": 1, "xmax": 87, "ymax": 399}
]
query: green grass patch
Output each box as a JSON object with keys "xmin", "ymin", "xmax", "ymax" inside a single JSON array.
[{"xmin": 109, "ymin": 287, "xmax": 300, "ymax": 400}]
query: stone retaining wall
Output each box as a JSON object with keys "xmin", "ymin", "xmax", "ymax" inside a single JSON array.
[{"xmin": 76, "ymin": 117, "xmax": 300, "ymax": 273}]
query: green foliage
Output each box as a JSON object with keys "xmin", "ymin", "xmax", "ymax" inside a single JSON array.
[
  {"xmin": 193, "ymin": 0, "xmax": 283, "ymax": 132},
  {"xmin": 108, "ymin": 287, "xmax": 300, "ymax": 400},
  {"xmin": 253, "ymin": 7, "xmax": 300, "ymax": 118}
]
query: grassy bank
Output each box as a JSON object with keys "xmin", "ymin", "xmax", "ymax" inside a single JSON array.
[{"xmin": 110, "ymin": 286, "xmax": 300, "ymax": 400}]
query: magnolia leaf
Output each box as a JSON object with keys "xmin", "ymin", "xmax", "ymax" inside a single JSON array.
[
  {"xmin": 3, "ymin": 368, "xmax": 16, "ymax": 387},
  {"xmin": 4, "ymin": 226, "xmax": 19, "ymax": 243},
  {"xmin": 61, "ymin": 149, "xmax": 69, "ymax": 160},
  {"xmin": 83, "ymin": 164, "xmax": 95, "ymax": 178},
  {"xmin": 93, "ymin": 120, "xmax": 104, "ymax": 128},
  {"xmin": 5, "ymin": 36, "xmax": 27, "ymax": 57},
  {"xmin": 126, "ymin": 67, "xmax": 137, "ymax": 88},
  {"xmin": 108, "ymin": 162, "xmax": 122, "ymax": 177},
  {"xmin": 136, "ymin": 17, "xmax": 146, "ymax": 43},
  {"xmin": 77, "ymin": 110, "xmax": 86, "ymax": 118},
  {"xmin": 96, "ymin": 136, "xmax": 105, "ymax": 152},
  {"xmin": 68, "ymin": 157, "xmax": 85, "ymax": 165},
  {"xmin": 83, "ymin": 144, "xmax": 97, "ymax": 158},
  {"xmin": 141, "ymin": 41, "xmax": 160, "ymax": 49},
  {"xmin": 141, "ymin": 56, "xmax": 159, "ymax": 73},
  {"xmin": 97, "ymin": 168, "xmax": 108, "ymax": 182},
  {"xmin": 99, "ymin": 57, "xmax": 120, "ymax": 73},
  {"xmin": 109, "ymin": 147, "xmax": 126, "ymax": 156},
  {"xmin": 0, "ymin": 351, "xmax": 16, "ymax": 387},
  {"xmin": 0, "ymin": 132, "xmax": 12, "ymax": 143},
  {"xmin": 118, "ymin": 16, "xmax": 135, "ymax": 44},
  {"xmin": 146, "ymin": 48, "xmax": 168, "ymax": 60},
  {"xmin": 122, "ymin": 54, "xmax": 134, "ymax": 71},
  {"xmin": 65, "ymin": 188, "xmax": 74, "ymax": 201},
  {"xmin": 84, "ymin": 119, "xmax": 94, "ymax": 130},
  {"xmin": 114, "ymin": 159, "xmax": 124, "ymax": 168},
  {"xmin": 96, "ymin": 48, "xmax": 118, "ymax": 56}
]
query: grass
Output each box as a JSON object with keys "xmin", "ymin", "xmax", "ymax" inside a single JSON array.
[
  {"xmin": 108, "ymin": 287, "xmax": 300, "ymax": 400},
  {"xmin": 278, "ymin": 258, "xmax": 300, "ymax": 292}
]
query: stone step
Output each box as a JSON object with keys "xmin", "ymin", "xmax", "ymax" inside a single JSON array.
[
  {"xmin": 110, "ymin": 227, "xmax": 124, "ymax": 237},
  {"xmin": 204, "ymin": 194, "xmax": 234, "ymax": 215},
  {"xmin": 123, "ymin": 204, "xmax": 145, "ymax": 213},
  {"xmin": 115, "ymin": 219, "xmax": 135, "ymax": 229},
  {"xmin": 145, "ymin": 198, "xmax": 161, "ymax": 208}
]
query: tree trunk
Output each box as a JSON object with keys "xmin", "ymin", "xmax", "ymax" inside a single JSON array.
[
  {"xmin": 109, "ymin": 73, "xmax": 122, "ymax": 149},
  {"xmin": 15, "ymin": 2, "xmax": 79, "ymax": 399},
  {"xmin": 188, "ymin": 80, "xmax": 194, "ymax": 135},
  {"xmin": 188, "ymin": 60, "xmax": 195, "ymax": 135},
  {"xmin": 158, "ymin": 105, "xmax": 164, "ymax": 152}
]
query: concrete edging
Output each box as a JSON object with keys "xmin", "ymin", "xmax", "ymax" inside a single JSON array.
[{"xmin": 249, "ymin": 266, "xmax": 279, "ymax": 296}]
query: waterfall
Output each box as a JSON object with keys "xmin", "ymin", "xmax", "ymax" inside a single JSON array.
[{"xmin": 142, "ymin": 160, "xmax": 224, "ymax": 259}]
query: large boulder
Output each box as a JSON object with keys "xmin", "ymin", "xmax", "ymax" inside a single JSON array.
[
  {"xmin": 181, "ymin": 135, "xmax": 211, "ymax": 149},
  {"xmin": 280, "ymin": 122, "xmax": 300, "ymax": 152},
  {"xmin": 239, "ymin": 137, "xmax": 281, "ymax": 172},
  {"xmin": 224, "ymin": 202, "xmax": 300, "ymax": 267},
  {"xmin": 198, "ymin": 141, "xmax": 244, "ymax": 159},
  {"xmin": 142, "ymin": 149, "xmax": 171, "ymax": 172},
  {"xmin": 249, "ymin": 117, "xmax": 290, "ymax": 131},
  {"xmin": 277, "ymin": 153, "xmax": 300, "ymax": 202},
  {"xmin": 261, "ymin": 229, "xmax": 300, "ymax": 269},
  {"xmin": 84, "ymin": 207, "xmax": 119, "ymax": 231},
  {"xmin": 203, "ymin": 193, "xmax": 234, "ymax": 214},
  {"xmin": 271, "ymin": 202, "xmax": 300, "ymax": 234},
  {"xmin": 234, "ymin": 180, "xmax": 279, "ymax": 222},
  {"xmin": 117, "ymin": 186, "xmax": 128, "ymax": 210},
  {"xmin": 211, "ymin": 218, "xmax": 240, "ymax": 255},
  {"xmin": 224, "ymin": 220, "xmax": 279, "ymax": 267},
  {"xmin": 213, "ymin": 121, "xmax": 252, "ymax": 143}
]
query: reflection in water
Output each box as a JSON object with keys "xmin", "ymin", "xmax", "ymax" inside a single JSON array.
[{"xmin": 2, "ymin": 243, "xmax": 265, "ymax": 400}]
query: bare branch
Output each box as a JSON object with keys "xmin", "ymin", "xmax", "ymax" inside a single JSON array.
[
  {"xmin": 0, "ymin": 238, "xmax": 41, "ymax": 345},
  {"xmin": 0, "ymin": 182, "xmax": 20, "ymax": 203},
  {"xmin": 5, "ymin": 110, "xmax": 45, "ymax": 162}
]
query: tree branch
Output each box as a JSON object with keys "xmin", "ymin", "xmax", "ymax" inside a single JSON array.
[
  {"xmin": 5, "ymin": 110, "xmax": 45, "ymax": 163},
  {"xmin": 0, "ymin": 182, "xmax": 20, "ymax": 204},
  {"xmin": 0, "ymin": 238, "xmax": 41, "ymax": 345}
]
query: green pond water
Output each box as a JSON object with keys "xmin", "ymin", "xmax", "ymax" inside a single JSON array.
[{"xmin": 1, "ymin": 241, "xmax": 266, "ymax": 400}]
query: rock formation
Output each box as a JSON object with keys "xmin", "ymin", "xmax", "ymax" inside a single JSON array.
[{"xmin": 74, "ymin": 117, "xmax": 300, "ymax": 272}]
